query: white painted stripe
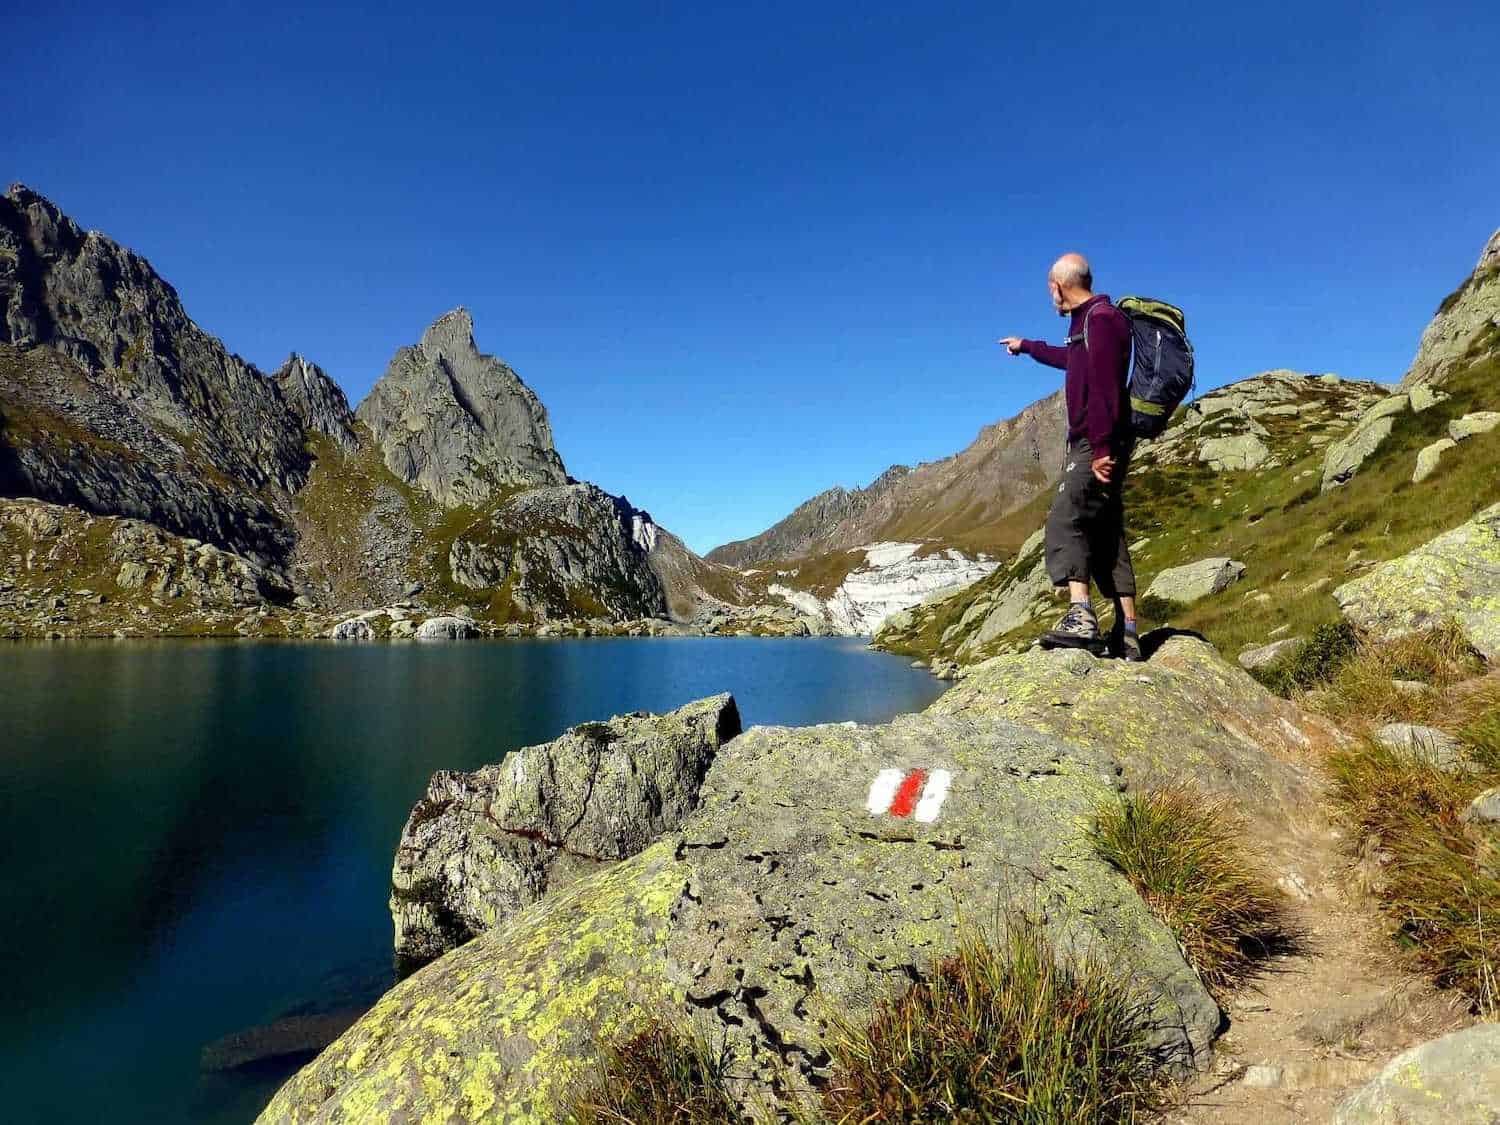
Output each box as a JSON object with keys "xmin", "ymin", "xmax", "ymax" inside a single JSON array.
[
  {"xmin": 866, "ymin": 768, "xmax": 904, "ymax": 816},
  {"xmin": 913, "ymin": 769, "xmax": 952, "ymax": 823}
]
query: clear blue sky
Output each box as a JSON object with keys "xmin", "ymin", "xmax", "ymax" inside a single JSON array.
[{"xmin": 6, "ymin": 2, "xmax": 1498, "ymax": 554}]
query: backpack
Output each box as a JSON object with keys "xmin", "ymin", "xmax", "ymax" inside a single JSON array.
[{"xmin": 1114, "ymin": 297, "xmax": 1195, "ymax": 439}]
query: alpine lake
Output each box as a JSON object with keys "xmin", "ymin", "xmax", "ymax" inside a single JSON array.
[{"xmin": 1, "ymin": 635, "xmax": 946, "ymax": 1124}]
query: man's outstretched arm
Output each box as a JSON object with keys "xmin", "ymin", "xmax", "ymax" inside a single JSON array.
[{"xmin": 998, "ymin": 336, "xmax": 1067, "ymax": 369}]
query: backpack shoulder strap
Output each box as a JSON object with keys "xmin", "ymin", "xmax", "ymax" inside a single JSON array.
[{"xmin": 1066, "ymin": 301, "xmax": 1107, "ymax": 351}]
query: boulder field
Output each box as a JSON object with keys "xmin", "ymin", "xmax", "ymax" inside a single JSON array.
[{"xmin": 257, "ymin": 635, "xmax": 1338, "ymax": 1123}]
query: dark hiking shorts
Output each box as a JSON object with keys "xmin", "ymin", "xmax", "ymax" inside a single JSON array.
[{"xmin": 1044, "ymin": 436, "xmax": 1137, "ymax": 598}]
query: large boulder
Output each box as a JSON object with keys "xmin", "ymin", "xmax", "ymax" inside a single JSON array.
[
  {"xmin": 1335, "ymin": 502, "xmax": 1500, "ymax": 660},
  {"xmin": 1144, "ymin": 557, "xmax": 1246, "ymax": 605},
  {"xmin": 929, "ymin": 637, "xmax": 1325, "ymax": 846},
  {"xmin": 264, "ymin": 704, "xmax": 1226, "ymax": 1122},
  {"xmin": 414, "ymin": 614, "xmax": 478, "ymax": 640},
  {"xmin": 390, "ymin": 695, "xmax": 741, "ymax": 968},
  {"xmin": 1334, "ymin": 1023, "xmax": 1500, "ymax": 1124},
  {"xmin": 1322, "ymin": 394, "xmax": 1409, "ymax": 491}
]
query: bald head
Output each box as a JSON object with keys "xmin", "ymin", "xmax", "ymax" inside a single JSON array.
[
  {"xmin": 1049, "ymin": 253, "xmax": 1092, "ymax": 291},
  {"xmin": 1046, "ymin": 252, "xmax": 1094, "ymax": 314}
]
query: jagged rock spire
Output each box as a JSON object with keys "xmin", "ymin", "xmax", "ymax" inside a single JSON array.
[{"xmin": 355, "ymin": 309, "xmax": 568, "ymax": 507}]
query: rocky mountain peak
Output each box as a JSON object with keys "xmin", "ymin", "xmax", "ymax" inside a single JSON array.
[
  {"xmin": 355, "ymin": 310, "xmax": 568, "ymax": 508},
  {"xmin": 419, "ymin": 307, "xmax": 476, "ymax": 355},
  {"xmin": 273, "ymin": 353, "xmax": 359, "ymax": 451}
]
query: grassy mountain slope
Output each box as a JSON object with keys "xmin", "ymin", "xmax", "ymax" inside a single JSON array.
[{"xmin": 877, "ymin": 335, "xmax": 1500, "ymax": 666}]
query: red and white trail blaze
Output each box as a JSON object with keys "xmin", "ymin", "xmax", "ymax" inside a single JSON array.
[{"xmin": 865, "ymin": 768, "xmax": 953, "ymax": 823}]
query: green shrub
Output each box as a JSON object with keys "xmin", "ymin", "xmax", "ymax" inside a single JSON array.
[
  {"xmin": 567, "ymin": 1020, "xmax": 740, "ymax": 1125},
  {"xmin": 1250, "ymin": 620, "xmax": 1357, "ymax": 696},
  {"xmin": 1092, "ymin": 788, "xmax": 1296, "ymax": 996},
  {"xmin": 820, "ymin": 916, "xmax": 1164, "ymax": 1124}
]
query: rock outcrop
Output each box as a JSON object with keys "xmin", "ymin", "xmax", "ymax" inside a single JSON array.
[
  {"xmin": 263, "ymin": 712, "xmax": 1219, "ymax": 1122},
  {"xmin": 1334, "ymin": 502, "xmax": 1500, "ymax": 660},
  {"xmin": 1401, "ymin": 228, "xmax": 1500, "ymax": 389},
  {"xmin": 929, "ymin": 636, "xmax": 1325, "ymax": 844},
  {"xmin": 391, "ymin": 695, "xmax": 740, "ymax": 969},
  {"xmin": 1322, "ymin": 393, "xmax": 1409, "ymax": 491},
  {"xmin": 355, "ymin": 308, "xmax": 567, "ymax": 508},
  {"xmin": 0, "ymin": 497, "xmax": 290, "ymax": 638}
]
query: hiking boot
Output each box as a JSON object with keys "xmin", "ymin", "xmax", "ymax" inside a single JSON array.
[
  {"xmin": 1039, "ymin": 602, "xmax": 1103, "ymax": 653},
  {"xmin": 1108, "ymin": 620, "xmax": 1146, "ymax": 662}
]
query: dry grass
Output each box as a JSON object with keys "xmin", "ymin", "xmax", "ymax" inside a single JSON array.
[
  {"xmin": 566, "ymin": 1020, "xmax": 741, "ymax": 1125},
  {"xmin": 1308, "ymin": 622, "xmax": 1486, "ymax": 727},
  {"xmin": 819, "ymin": 916, "xmax": 1166, "ymax": 1124},
  {"xmin": 1092, "ymin": 788, "xmax": 1299, "ymax": 997}
]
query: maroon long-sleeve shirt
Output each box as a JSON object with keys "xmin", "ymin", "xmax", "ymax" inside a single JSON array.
[{"xmin": 1020, "ymin": 294, "xmax": 1131, "ymax": 461}]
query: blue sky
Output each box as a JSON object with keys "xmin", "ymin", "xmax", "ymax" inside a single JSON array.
[{"xmin": 6, "ymin": 1, "xmax": 1499, "ymax": 554}]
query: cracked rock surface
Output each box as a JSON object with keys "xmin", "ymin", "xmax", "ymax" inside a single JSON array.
[{"xmin": 389, "ymin": 694, "xmax": 741, "ymax": 969}]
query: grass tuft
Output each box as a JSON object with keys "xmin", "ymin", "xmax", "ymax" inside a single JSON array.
[
  {"xmin": 1328, "ymin": 723, "xmax": 1500, "ymax": 1013},
  {"xmin": 1092, "ymin": 788, "xmax": 1298, "ymax": 996},
  {"xmin": 566, "ymin": 1020, "xmax": 740, "ymax": 1125},
  {"xmin": 819, "ymin": 915, "xmax": 1166, "ymax": 1124}
]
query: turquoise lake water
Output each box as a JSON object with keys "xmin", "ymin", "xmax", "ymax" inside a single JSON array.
[{"xmin": 0, "ymin": 636, "xmax": 945, "ymax": 1124}]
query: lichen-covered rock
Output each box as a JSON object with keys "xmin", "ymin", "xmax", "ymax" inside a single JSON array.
[
  {"xmin": 414, "ymin": 614, "xmax": 478, "ymax": 640},
  {"xmin": 1333, "ymin": 1023, "xmax": 1500, "ymax": 1124},
  {"xmin": 1144, "ymin": 557, "xmax": 1246, "ymax": 604},
  {"xmin": 391, "ymin": 695, "xmax": 741, "ymax": 968},
  {"xmin": 265, "ymin": 705, "xmax": 1222, "ymax": 1123},
  {"xmin": 1335, "ymin": 503, "xmax": 1500, "ymax": 660},
  {"xmin": 1322, "ymin": 394, "xmax": 1410, "ymax": 491},
  {"xmin": 261, "ymin": 842, "xmax": 691, "ymax": 1125},
  {"xmin": 355, "ymin": 309, "xmax": 567, "ymax": 508},
  {"xmin": 1413, "ymin": 437, "xmax": 1457, "ymax": 483},
  {"xmin": 929, "ymin": 637, "xmax": 1325, "ymax": 843},
  {"xmin": 1449, "ymin": 411, "xmax": 1500, "ymax": 442}
]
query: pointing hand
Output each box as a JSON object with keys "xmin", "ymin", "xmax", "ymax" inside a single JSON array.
[{"xmin": 997, "ymin": 337, "xmax": 1024, "ymax": 356}]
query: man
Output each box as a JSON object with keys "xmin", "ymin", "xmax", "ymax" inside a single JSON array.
[{"xmin": 998, "ymin": 252, "xmax": 1142, "ymax": 662}]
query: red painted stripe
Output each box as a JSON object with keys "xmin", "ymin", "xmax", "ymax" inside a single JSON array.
[{"xmin": 888, "ymin": 768, "xmax": 928, "ymax": 818}]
